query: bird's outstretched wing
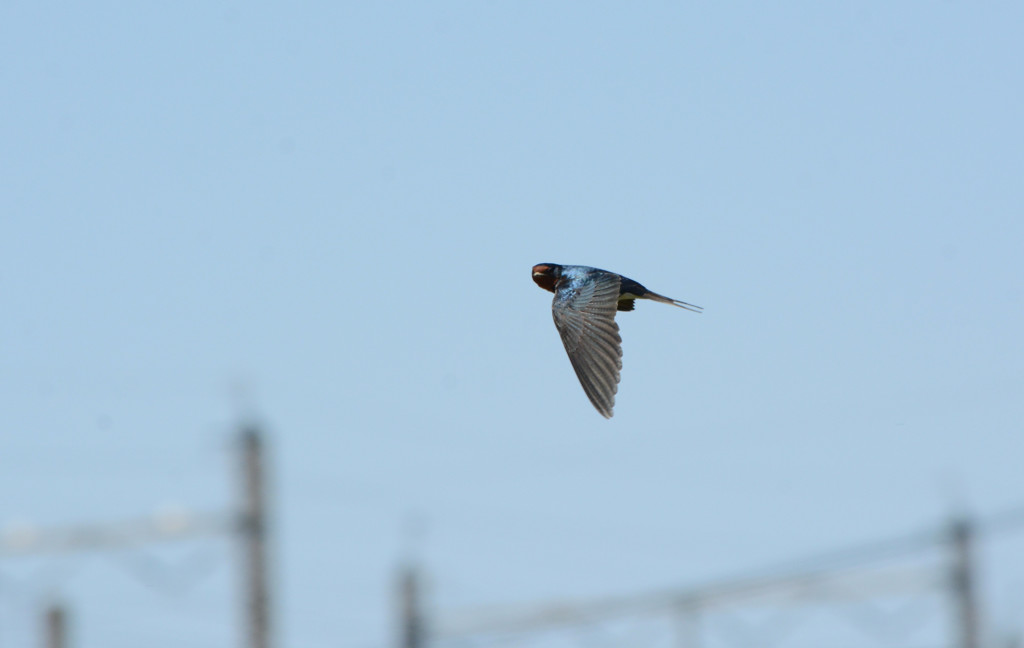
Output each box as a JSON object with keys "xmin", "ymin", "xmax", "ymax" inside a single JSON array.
[{"xmin": 552, "ymin": 271, "xmax": 623, "ymax": 418}]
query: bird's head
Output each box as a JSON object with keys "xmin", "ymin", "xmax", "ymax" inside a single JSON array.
[{"xmin": 531, "ymin": 263, "xmax": 562, "ymax": 293}]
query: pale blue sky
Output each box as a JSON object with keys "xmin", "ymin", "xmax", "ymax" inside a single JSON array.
[{"xmin": 2, "ymin": 3, "xmax": 1023, "ymax": 647}]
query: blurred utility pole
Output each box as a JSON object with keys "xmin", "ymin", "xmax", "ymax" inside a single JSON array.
[
  {"xmin": 241, "ymin": 426, "xmax": 272, "ymax": 648},
  {"xmin": 950, "ymin": 516, "xmax": 979, "ymax": 648},
  {"xmin": 43, "ymin": 602, "xmax": 67, "ymax": 648},
  {"xmin": 398, "ymin": 565, "xmax": 424, "ymax": 648}
]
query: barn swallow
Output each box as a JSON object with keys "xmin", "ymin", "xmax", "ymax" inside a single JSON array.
[{"xmin": 532, "ymin": 263, "xmax": 702, "ymax": 418}]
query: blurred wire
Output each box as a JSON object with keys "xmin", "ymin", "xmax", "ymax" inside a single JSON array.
[
  {"xmin": 829, "ymin": 595, "xmax": 939, "ymax": 643},
  {"xmin": 111, "ymin": 543, "xmax": 228, "ymax": 596}
]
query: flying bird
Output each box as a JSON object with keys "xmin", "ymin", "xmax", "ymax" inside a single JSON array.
[{"xmin": 532, "ymin": 263, "xmax": 702, "ymax": 418}]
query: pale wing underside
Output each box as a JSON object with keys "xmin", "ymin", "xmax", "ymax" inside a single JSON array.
[{"xmin": 552, "ymin": 272, "xmax": 623, "ymax": 418}]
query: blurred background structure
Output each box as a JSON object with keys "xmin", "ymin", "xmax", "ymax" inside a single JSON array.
[
  {"xmin": 422, "ymin": 512, "xmax": 1024, "ymax": 648},
  {"xmin": 3, "ymin": 2, "xmax": 1023, "ymax": 647},
  {"xmin": 1, "ymin": 426, "xmax": 270, "ymax": 648},
  {"xmin": 5, "ymin": 423, "xmax": 1024, "ymax": 648}
]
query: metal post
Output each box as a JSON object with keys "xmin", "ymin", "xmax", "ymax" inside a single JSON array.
[
  {"xmin": 241, "ymin": 426, "xmax": 271, "ymax": 648},
  {"xmin": 43, "ymin": 603, "xmax": 67, "ymax": 648},
  {"xmin": 950, "ymin": 517, "xmax": 979, "ymax": 648},
  {"xmin": 399, "ymin": 565, "xmax": 424, "ymax": 648}
]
